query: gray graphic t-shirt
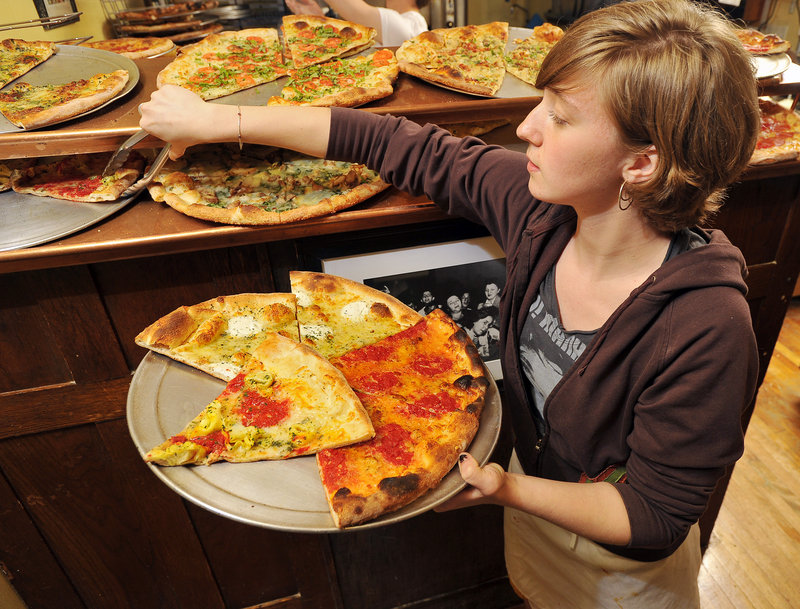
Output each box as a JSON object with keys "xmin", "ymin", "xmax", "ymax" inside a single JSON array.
[{"xmin": 519, "ymin": 228, "xmax": 706, "ymax": 433}]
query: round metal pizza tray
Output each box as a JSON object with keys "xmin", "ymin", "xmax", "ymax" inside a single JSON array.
[
  {"xmin": 753, "ymin": 53, "xmax": 792, "ymax": 79},
  {"xmin": 0, "ymin": 45, "xmax": 140, "ymax": 134},
  {"xmin": 126, "ymin": 351, "xmax": 503, "ymax": 533},
  {"xmin": 0, "ymin": 188, "xmax": 142, "ymax": 252}
]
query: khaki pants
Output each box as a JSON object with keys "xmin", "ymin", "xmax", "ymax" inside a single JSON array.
[{"xmin": 504, "ymin": 453, "xmax": 702, "ymax": 609}]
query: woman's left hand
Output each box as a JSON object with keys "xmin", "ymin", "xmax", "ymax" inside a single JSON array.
[{"xmin": 434, "ymin": 453, "xmax": 507, "ymax": 512}]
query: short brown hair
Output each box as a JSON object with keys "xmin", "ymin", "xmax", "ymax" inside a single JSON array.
[
  {"xmin": 416, "ymin": 0, "xmax": 430, "ymax": 8},
  {"xmin": 536, "ymin": 0, "xmax": 759, "ymax": 231}
]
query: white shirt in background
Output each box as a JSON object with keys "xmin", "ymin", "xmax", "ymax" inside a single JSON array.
[{"xmin": 377, "ymin": 7, "xmax": 428, "ymax": 46}]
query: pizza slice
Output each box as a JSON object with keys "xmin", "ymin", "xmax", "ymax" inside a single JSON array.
[
  {"xmin": 0, "ymin": 69, "xmax": 129, "ymax": 130},
  {"xmin": 146, "ymin": 144, "xmax": 389, "ymax": 225},
  {"xmin": 144, "ymin": 333, "xmax": 375, "ymax": 466},
  {"xmin": 81, "ymin": 37, "xmax": 175, "ymax": 59},
  {"xmin": 290, "ymin": 271, "xmax": 422, "ymax": 359},
  {"xmin": 318, "ymin": 308, "xmax": 488, "ymax": 527},
  {"xmin": 282, "ymin": 15, "xmax": 376, "ymax": 69},
  {"xmin": 10, "ymin": 151, "xmax": 144, "ymax": 202},
  {"xmin": 396, "ymin": 22, "xmax": 509, "ymax": 96},
  {"xmin": 157, "ymin": 28, "xmax": 287, "ymax": 100},
  {"xmin": 735, "ymin": 28, "xmax": 791, "ymax": 55},
  {"xmin": 267, "ymin": 48, "xmax": 398, "ymax": 107},
  {"xmin": 0, "ymin": 38, "xmax": 55, "ymax": 89},
  {"xmin": 135, "ymin": 293, "xmax": 299, "ymax": 381},
  {"xmin": 750, "ymin": 99, "xmax": 800, "ymax": 165},
  {"xmin": 504, "ymin": 22, "xmax": 564, "ymax": 87}
]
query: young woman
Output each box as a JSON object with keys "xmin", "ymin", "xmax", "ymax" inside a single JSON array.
[
  {"xmin": 139, "ymin": 0, "xmax": 760, "ymax": 606},
  {"xmin": 285, "ymin": 0, "xmax": 429, "ymax": 46}
]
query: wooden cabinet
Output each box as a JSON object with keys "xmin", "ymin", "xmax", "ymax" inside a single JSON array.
[{"xmin": 1, "ymin": 53, "xmax": 800, "ymax": 609}]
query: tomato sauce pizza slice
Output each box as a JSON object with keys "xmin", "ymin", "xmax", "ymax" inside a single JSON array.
[
  {"xmin": 319, "ymin": 309, "xmax": 489, "ymax": 527},
  {"xmin": 282, "ymin": 15, "xmax": 376, "ymax": 69},
  {"xmin": 750, "ymin": 99, "xmax": 800, "ymax": 165},
  {"xmin": 144, "ymin": 333, "xmax": 375, "ymax": 466}
]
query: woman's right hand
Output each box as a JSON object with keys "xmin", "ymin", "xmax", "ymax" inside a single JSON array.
[{"xmin": 139, "ymin": 85, "xmax": 233, "ymax": 159}]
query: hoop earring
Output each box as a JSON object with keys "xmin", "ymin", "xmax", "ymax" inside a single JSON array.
[{"xmin": 618, "ymin": 180, "xmax": 633, "ymax": 211}]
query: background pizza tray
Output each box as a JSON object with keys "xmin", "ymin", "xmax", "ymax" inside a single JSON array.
[
  {"xmin": 753, "ymin": 53, "xmax": 792, "ymax": 80},
  {"xmin": 0, "ymin": 45, "xmax": 140, "ymax": 134},
  {"xmin": 127, "ymin": 351, "xmax": 503, "ymax": 533},
  {"xmin": 0, "ymin": 189, "xmax": 142, "ymax": 252}
]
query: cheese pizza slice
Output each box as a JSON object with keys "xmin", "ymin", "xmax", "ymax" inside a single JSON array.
[
  {"xmin": 144, "ymin": 333, "xmax": 375, "ymax": 465},
  {"xmin": 135, "ymin": 293, "xmax": 300, "ymax": 381},
  {"xmin": 290, "ymin": 271, "xmax": 422, "ymax": 359}
]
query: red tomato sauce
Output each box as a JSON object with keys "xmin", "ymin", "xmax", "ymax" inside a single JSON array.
[
  {"xmin": 373, "ymin": 423, "xmax": 413, "ymax": 466},
  {"xmin": 405, "ymin": 392, "xmax": 461, "ymax": 418},
  {"xmin": 237, "ymin": 387, "xmax": 291, "ymax": 428}
]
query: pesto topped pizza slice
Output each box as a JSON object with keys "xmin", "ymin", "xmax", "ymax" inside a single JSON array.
[{"xmin": 0, "ymin": 38, "xmax": 55, "ymax": 89}]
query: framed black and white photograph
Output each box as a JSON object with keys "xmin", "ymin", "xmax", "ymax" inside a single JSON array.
[{"xmin": 321, "ymin": 236, "xmax": 506, "ymax": 380}]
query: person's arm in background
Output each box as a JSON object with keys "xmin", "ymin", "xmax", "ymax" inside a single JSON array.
[{"xmin": 286, "ymin": 0, "xmax": 419, "ymax": 44}]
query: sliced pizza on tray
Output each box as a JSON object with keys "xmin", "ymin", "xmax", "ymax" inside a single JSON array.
[
  {"xmin": 268, "ymin": 48, "xmax": 398, "ymax": 107},
  {"xmin": 396, "ymin": 22, "xmax": 509, "ymax": 96},
  {"xmin": 504, "ymin": 22, "xmax": 564, "ymax": 87},
  {"xmin": 134, "ymin": 273, "xmax": 489, "ymax": 528},
  {"xmin": 10, "ymin": 151, "xmax": 145, "ymax": 202},
  {"xmin": 157, "ymin": 28, "xmax": 288, "ymax": 99}
]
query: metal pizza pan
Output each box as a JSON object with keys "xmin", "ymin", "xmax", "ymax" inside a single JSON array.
[
  {"xmin": 0, "ymin": 187, "xmax": 141, "ymax": 252},
  {"xmin": 0, "ymin": 45, "xmax": 140, "ymax": 134},
  {"xmin": 126, "ymin": 350, "xmax": 503, "ymax": 533}
]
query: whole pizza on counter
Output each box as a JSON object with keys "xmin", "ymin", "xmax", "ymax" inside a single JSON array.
[
  {"xmin": 135, "ymin": 271, "xmax": 490, "ymax": 528},
  {"xmin": 146, "ymin": 143, "xmax": 390, "ymax": 225}
]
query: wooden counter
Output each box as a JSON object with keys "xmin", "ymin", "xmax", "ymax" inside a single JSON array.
[{"xmin": 2, "ymin": 53, "xmax": 800, "ymax": 609}]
